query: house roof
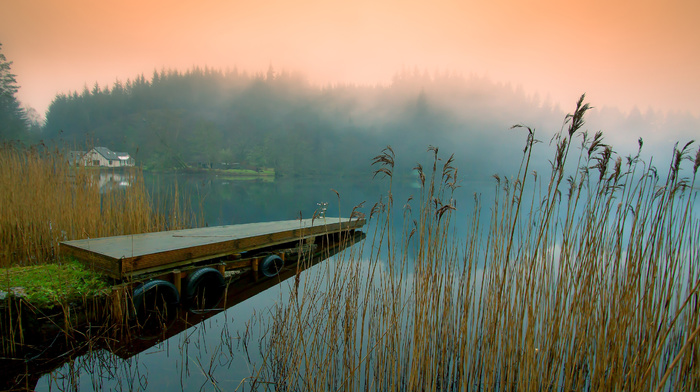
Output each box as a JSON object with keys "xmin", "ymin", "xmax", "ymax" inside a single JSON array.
[
  {"xmin": 93, "ymin": 147, "xmax": 119, "ymax": 160},
  {"xmin": 67, "ymin": 151, "xmax": 86, "ymax": 162},
  {"xmin": 93, "ymin": 147, "xmax": 131, "ymax": 161}
]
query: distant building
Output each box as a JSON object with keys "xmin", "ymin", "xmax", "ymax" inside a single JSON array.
[
  {"xmin": 67, "ymin": 150, "xmax": 87, "ymax": 166},
  {"xmin": 75, "ymin": 147, "xmax": 135, "ymax": 167}
]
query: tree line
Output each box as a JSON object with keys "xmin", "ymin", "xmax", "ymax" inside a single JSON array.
[
  {"xmin": 4, "ymin": 41, "xmax": 698, "ymax": 178},
  {"xmin": 40, "ymin": 65, "xmax": 565, "ymax": 177}
]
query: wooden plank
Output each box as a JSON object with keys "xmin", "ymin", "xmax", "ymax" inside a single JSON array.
[
  {"xmin": 122, "ymin": 219, "xmax": 361, "ymax": 276},
  {"xmin": 65, "ymin": 218, "xmax": 363, "ymax": 260},
  {"xmin": 60, "ymin": 217, "xmax": 364, "ymax": 279},
  {"xmin": 121, "ymin": 249, "xmax": 239, "ymax": 278},
  {"xmin": 59, "ymin": 242, "xmax": 121, "ymax": 278}
]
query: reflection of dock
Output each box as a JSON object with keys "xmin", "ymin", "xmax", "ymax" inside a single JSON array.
[
  {"xmin": 111, "ymin": 229, "xmax": 366, "ymax": 359},
  {"xmin": 1, "ymin": 229, "xmax": 365, "ymax": 391}
]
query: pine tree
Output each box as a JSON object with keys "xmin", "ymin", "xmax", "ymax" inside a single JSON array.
[{"xmin": 0, "ymin": 43, "xmax": 28, "ymax": 140}]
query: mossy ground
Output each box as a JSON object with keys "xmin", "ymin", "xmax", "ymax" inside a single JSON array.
[{"xmin": 1, "ymin": 259, "xmax": 110, "ymax": 309}]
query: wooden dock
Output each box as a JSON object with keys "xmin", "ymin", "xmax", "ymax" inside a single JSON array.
[
  {"xmin": 0, "ymin": 230, "xmax": 366, "ymax": 389},
  {"xmin": 60, "ymin": 217, "xmax": 365, "ymax": 280}
]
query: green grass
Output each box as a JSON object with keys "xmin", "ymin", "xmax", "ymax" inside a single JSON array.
[{"xmin": 1, "ymin": 259, "xmax": 110, "ymax": 309}]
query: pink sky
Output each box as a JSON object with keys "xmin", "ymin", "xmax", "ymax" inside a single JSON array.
[{"xmin": 2, "ymin": 0, "xmax": 699, "ymax": 116}]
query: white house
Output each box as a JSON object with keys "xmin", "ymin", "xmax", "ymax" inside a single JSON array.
[
  {"xmin": 67, "ymin": 150, "xmax": 87, "ymax": 166},
  {"xmin": 79, "ymin": 147, "xmax": 135, "ymax": 167}
]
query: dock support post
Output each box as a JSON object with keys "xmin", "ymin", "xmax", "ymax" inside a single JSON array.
[
  {"xmin": 172, "ymin": 270, "xmax": 182, "ymax": 294},
  {"xmin": 252, "ymin": 258, "xmax": 259, "ymax": 280}
]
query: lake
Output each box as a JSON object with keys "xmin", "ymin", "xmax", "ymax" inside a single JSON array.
[
  {"xmin": 16, "ymin": 171, "xmax": 491, "ymax": 391},
  {"xmin": 12, "ymin": 161, "xmax": 700, "ymax": 390}
]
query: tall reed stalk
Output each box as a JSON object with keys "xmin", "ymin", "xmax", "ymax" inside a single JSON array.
[{"xmin": 256, "ymin": 95, "xmax": 699, "ymax": 391}]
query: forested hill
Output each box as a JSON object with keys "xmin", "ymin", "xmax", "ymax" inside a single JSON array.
[
  {"xmin": 41, "ymin": 67, "xmax": 558, "ymax": 176},
  {"xmin": 43, "ymin": 67, "xmax": 698, "ymax": 178}
]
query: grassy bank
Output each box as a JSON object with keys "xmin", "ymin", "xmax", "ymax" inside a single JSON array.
[
  {"xmin": 182, "ymin": 166, "xmax": 275, "ymax": 178},
  {"xmin": 1, "ymin": 259, "xmax": 108, "ymax": 309},
  {"xmin": 255, "ymin": 96, "xmax": 700, "ymax": 390}
]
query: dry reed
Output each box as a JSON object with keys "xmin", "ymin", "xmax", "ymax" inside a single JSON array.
[
  {"xmin": 1, "ymin": 141, "xmax": 198, "ymax": 357},
  {"xmin": 0, "ymin": 142, "xmax": 197, "ymax": 267},
  {"xmin": 256, "ymin": 95, "xmax": 700, "ymax": 391}
]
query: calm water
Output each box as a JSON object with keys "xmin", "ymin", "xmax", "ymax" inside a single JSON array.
[
  {"xmin": 19, "ymin": 173, "xmax": 492, "ymax": 391},
  {"xmin": 19, "ymin": 169, "xmax": 699, "ymax": 390}
]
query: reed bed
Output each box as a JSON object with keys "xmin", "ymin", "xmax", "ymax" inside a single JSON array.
[
  {"xmin": 0, "ymin": 142, "xmax": 196, "ymax": 267},
  {"xmin": 256, "ymin": 96, "xmax": 700, "ymax": 391},
  {"xmin": 0, "ymin": 142, "xmax": 198, "ymax": 358}
]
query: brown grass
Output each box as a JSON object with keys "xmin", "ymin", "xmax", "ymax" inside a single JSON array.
[
  {"xmin": 0, "ymin": 142, "xmax": 197, "ymax": 268},
  {"xmin": 0, "ymin": 142, "xmax": 199, "ymax": 357},
  {"xmin": 254, "ymin": 95, "xmax": 700, "ymax": 391}
]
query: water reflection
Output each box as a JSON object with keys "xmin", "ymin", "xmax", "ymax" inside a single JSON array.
[
  {"xmin": 1, "ymin": 231, "xmax": 365, "ymax": 391},
  {"xmin": 143, "ymin": 172, "xmax": 392, "ymax": 227},
  {"xmin": 97, "ymin": 172, "xmax": 131, "ymax": 190}
]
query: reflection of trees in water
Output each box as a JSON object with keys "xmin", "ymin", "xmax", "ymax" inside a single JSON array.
[{"xmin": 144, "ymin": 173, "xmax": 388, "ymax": 227}]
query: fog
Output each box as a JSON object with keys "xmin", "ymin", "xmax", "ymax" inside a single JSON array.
[{"xmin": 40, "ymin": 67, "xmax": 700, "ymax": 182}]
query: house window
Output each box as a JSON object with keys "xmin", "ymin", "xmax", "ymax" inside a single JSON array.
[{"xmin": 93, "ymin": 160, "xmax": 99, "ymax": 166}]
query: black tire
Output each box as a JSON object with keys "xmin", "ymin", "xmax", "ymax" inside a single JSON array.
[
  {"xmin": 183, "ymin": 267, "xmax": 225, "ymax": 311},
  {"xmin": 132, "ymin": 279, "xmax": 179, "ymax": 325},
  {"xmin": 261, "ymin": 254, "xmax": 284, "ymax": 277}
]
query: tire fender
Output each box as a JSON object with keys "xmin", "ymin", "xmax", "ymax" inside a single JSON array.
[
  {"xmin": 183, "ymin": 267, "xmax": 225, "ymax": 306},
  {"xmin": 132, "ymin": 279, "xmax": 180, "ymax": 319},
  {"xmin": 261, "ymin": 254, "xmax": 284, "ymax": 277}
]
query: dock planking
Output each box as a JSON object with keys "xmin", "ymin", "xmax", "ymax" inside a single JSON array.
[{"xmin": 60, "ymin": 217, "xmax": 365, "ymax": 279}]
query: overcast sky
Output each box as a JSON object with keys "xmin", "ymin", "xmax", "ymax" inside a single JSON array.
[{"xmin": 3, "ymin": 0, "xmax": 699, "ymax": 117}]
